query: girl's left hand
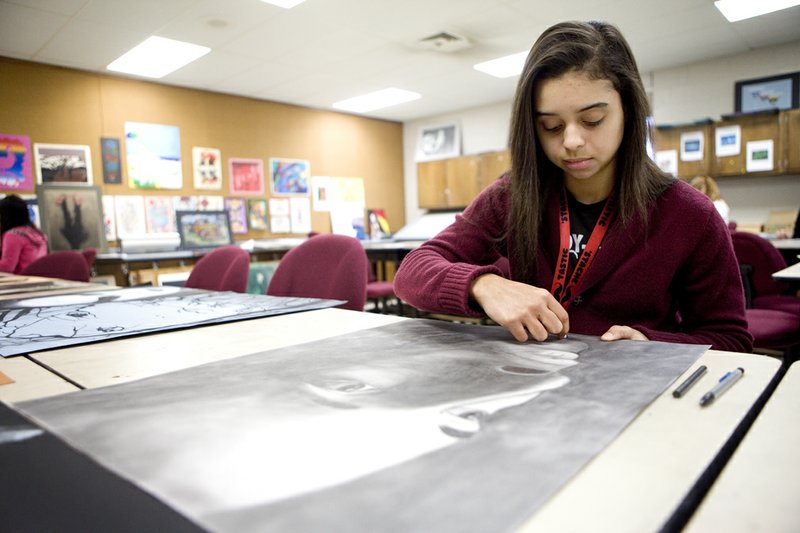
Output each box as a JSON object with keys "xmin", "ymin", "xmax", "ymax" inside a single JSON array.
[{"xmin": 600, "ymin": 325, "xmax": 648, "ymax": 342}]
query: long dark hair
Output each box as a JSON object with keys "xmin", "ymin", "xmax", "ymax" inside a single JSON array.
[
  {"xmin": 0, "ymin": 194, "xmax": 40, "ymax": 235},
  {"xmin": 508, "ymin": 21, "xmax": 672, "ymax": 283}
]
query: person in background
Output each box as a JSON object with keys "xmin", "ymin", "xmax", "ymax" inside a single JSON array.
[
  {"xmin": 0, "ymin": 194, "xmax": 48, "ymax": 274},
  {"xmin": 689, "ymin": 175, "xmax": 730, "ymax": 225},
  {"xmin": 394, "ymin": 21, "xmax": 752, "ymax": 353}
]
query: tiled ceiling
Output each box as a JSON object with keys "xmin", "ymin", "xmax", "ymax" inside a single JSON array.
[{"xmin": 1, "ymin": 0, "xmax": 799, "ymax": 122}]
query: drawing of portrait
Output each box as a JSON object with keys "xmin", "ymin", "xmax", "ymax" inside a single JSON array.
[
  {"xmin": 0, "ymin": 133, "xmax": 33, "ymax": 190},
  {"xmin": 270, "ymin": 158, "xmax": 309, "ymax": 195},
  {"xmin": 36, "ymin": 184, "xmax": 106, "ymax": 252},
  {"xmin": 34, "ymin": 143, "xmax": 93, "ymax": 184}
]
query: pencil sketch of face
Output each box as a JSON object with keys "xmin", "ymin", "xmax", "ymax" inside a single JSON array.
[{"xmin": 19, "ymin": 333, "xmax": 588, "ymax": 522}]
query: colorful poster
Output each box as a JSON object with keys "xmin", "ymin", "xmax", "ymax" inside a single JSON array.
[
  {"xmin": 0, "ymin": 133, "xmax": 33, "ymax": 190},
  {"xmin": 270, "ymin": 158, "xmax": 310, "ymax": 195},
  {"xmin": 248, "ymin": 198, "xmax": 268, "ymax": 231},
  {"xmin": 144, "ymin": 196, "xmax": 176, "ymax": 233},
  {"xmin": 125, "ymin": 122, "xmax": 182, "ymax": 189},
  {"xmin": 101, "ymin": 137, "xmax": 122, "ymax": 184},
  {"xmin": 192, "ymin": 147, "xmax": 222, "ymax": 190},
  {"xmin": 229, "ymin": 158, "xmax": 265, "ymax": 195},
  {"xmin": 225, "ymin": 197, "xmax": 248, "ymax": 234}
]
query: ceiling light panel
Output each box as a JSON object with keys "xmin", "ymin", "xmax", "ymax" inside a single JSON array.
[
  {"xmin": 107, "ymin": 36, "xmax": 211, "ymax": 79},
  {"xmin": 473, "ymin": 51, "xmax": 528, "ymax": 79},
  {"xmin": 714, "ymin": 0, "xmax": 800, "ymax": 22},
  {"xmin": 332, "ymin": 88, "xmax": 421, "ymax": 113}
]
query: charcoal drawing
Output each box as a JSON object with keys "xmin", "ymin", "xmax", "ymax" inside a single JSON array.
[
  {"xmin": 16, "ymin": 319, "xmax": 706, "ymax": 532},
  {"xmin": 0, "ymin": 286, "xmax": 341, "ymax": 357}
]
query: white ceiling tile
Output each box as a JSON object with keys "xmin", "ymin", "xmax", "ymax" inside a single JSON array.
[{"xmin": 0, "ymin": 2, "xmax": 69, "ymax": 57}]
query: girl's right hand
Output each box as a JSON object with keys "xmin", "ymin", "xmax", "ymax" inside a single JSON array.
[{"xmin": 470, "ymin": 273, "xmax": 570, "ymax": 342}]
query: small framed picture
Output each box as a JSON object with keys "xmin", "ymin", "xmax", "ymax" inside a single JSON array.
[
  {"xmin": 415, "ymin": 123, "xmax": 460, "ymax": 162},
  {"xmin": 229, "ymin": 157, "xmax": 265, "ymax": 195},
  {"xmin": 34, "ymin": 143, "xmax": 93, "ymax": 184},
  {"xmin": 734, "ymin": 72, "xmax": 799, "ymax": 113}
]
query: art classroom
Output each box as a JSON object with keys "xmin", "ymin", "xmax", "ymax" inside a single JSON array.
[{"xmin": 1, "ymin": 1, "xmax": 799, "ymax": 531}]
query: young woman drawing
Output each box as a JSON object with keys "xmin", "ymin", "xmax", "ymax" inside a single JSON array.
[
  {"xmin": 0, "ymin": 194, "xmax": 48, "ymax": 274},
  {"xmin": 394, "ymin": 21, "xmax": 752, "ymax": 353}
]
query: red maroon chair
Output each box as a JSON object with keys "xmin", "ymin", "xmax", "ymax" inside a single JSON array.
[
  {"xmin": 80, "ymin": 247, "xmax": 97, "ymax": 268},
  {"xmin": 267, "ymin": 234, "xmax": 368, "ymax": 311},
  {"xmin": 731, "ymin": 231, "xmax": 800, "ymax": 316},
  {"xmin": 184, "ymin": 245, "xmax": 251, "ymax": 293},
  {"xmin": 21, "ymin": 251, "xmax": 90, "ymax": 282}
]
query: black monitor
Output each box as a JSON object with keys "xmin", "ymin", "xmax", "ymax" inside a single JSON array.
[{"xmin": 175, "ymin": 210, "xmax": 234, "ymax": 250}]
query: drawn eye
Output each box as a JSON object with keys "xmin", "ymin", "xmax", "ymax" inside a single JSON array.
[{"xmin": 333, "ymin": 381, "xmax": 376, "ymax": 393}]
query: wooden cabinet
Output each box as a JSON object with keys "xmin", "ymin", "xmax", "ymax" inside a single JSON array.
[
  {"xmin": 653, "ymin": 122, "xmax": 713, "ymax": 178},
  {"xmin": 711, "ymin": 110, "xmax": 785, "ymax": 176},
  {"xmin": 417, "ymin": 150, "xmax": 509, "ymax": 209},
  {"xmin": 786, "ymin": 109, "xmax": 800, "ymax": 173}
]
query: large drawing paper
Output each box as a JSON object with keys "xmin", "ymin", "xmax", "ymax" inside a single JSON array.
[
  {"xmin": 17, "ymin": 319, "xmax": 707, "ymax": 532},
  {"xmin": 0, "ymin": 287, "xmax": 341, "ymax": 357}
]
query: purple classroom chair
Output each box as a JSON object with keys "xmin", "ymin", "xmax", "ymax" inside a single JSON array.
[
  {"xmin": 21, "ymin": 250, "xmax": 91, "ymax": 282},
  {"xmin": 184, "ymin": 245, "xmax": 251, "ymax": 293},
  {"xmin": 731, "ymin": 231, "xmax": 800, "ymax": 316},
  {"xmin": 267, "ymin": 234, "xmax": 369, "ymax": 312}
]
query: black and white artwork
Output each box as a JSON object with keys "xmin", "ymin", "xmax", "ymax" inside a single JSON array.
[
  {"xmin": 16, "ymin": 319, "xmax": 707, "ymax": 532},
  {"xmin": 0, "ymin": 286, "xmax": 342, "ymax": 357}
]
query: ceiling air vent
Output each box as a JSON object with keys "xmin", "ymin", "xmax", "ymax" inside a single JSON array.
[{"xmin": 417, "ymin": 31, "xmax": 472, "ymax": 53}]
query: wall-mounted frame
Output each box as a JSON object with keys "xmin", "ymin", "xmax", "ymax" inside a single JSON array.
[
  {"xmin": 36, "ymin": 184, "xmax": 107, "ymax": 252},
  {"xmin": 415, "ymin": 123, "xmax": 461, "ymax": 162},
  {"xmin": 34, "ymin": 143, "xmax": 93, "ymax": 184},
  {"xmin": 735, "ymin": 71, "xmax": 799, "ymax": 113}
]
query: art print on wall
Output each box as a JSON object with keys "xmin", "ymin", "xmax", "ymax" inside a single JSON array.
[
  {"xmin": 37, "ymin": 184, "xmax": 106, "ymax": 252},
  {"xmin": 144, "ymin": 196, "xmax": 176, "ymax": 233},
  {"xmin": 415, "ymin": 123, "xmax": 460, "ymax": 162},
  {"xmin": 0, "ymin": 133, "xmax": 34, "ymax": 191},
  {"xmin": 224, "ymin": 197, "xmax": 248, "ymax": 234},
  {"xmin": 270, "ymin": 158, "xmax": 309, "ymax": 195},
  {"xmin": 101, "ymin": 137, "xmax": 122, "ymax": 184},
  {"xmin": 247, "ymin": 198, "xmax": 268, "ymax": 231},
  {"xmin": 125, "ymin": 122, "xmax": 182, "ymax": 190},
  {"xmin": 229, "ymin": 158, "xmax": 264, "ymax": 196},
  {"xmin": 735, "ymin": 71, "xmax": 799, "ymax": 113},
  {"xmin": 34, "ymin": 143, "xmax": 93, "ymax": 185},
  {"xmin": 192, "ymin": 147, "xmax": 222, "ymax": 190},
  {"xmin": 269, "ymin": 197, "xmax": 290, "ymax": 233},
  {"xmin": 113, "ymin": 195, "xmax": 147, "ymax": 238}
]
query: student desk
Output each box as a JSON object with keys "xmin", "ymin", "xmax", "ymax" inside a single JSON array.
[
  {"xmin": 0, "ymin": 303, "xmax": 784, "ymax": 532},
  {"xmin": 772, "ymin": 261, "xmax": 800, "ymax": 281},
  {"xmin": 684, "ymin": 360, "xmax": 800, "ymax": 533}
]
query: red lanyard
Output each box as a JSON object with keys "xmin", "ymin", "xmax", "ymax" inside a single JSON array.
[{"xmin": 550, "ymin": 188, "xmax": 615, "ymax": 309}]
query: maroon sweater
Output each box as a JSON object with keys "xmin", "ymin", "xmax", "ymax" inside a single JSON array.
[{"xmin": 395, "ymin": 177, "xmax": 753, "ymax": 353}]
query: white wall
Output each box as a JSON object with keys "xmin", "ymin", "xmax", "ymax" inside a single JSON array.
[{"xmin": 402, "ymin": 39, "xmax": 800, "ymax": 228}]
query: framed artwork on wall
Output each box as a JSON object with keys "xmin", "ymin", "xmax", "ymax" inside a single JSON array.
[
  {"xmin": 270, "ymin": 158, "xmax": 309, "ymax": 195},
  {"xmin": 100, "ymin": 137, "xmax": 122, "ymax": 184},
  {"xmin": 34, "ymin": 143, "xmax": 93, "ymax": 185},
  {"xmin": 229, "ymin": 158, "xmax": 264, "ymax": 195},
  {"xmin": 36, "ymin": 184, "xmax": 107, "ymax": 252},
  {"xmin": 415, "ymin": 123, "xmax": 460, "ymax": 162},
  {"xmin": 734, "ymin": 71, "xmax": 799, "ymax": 113}
]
